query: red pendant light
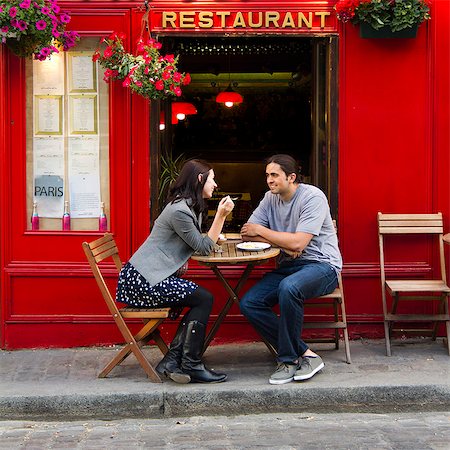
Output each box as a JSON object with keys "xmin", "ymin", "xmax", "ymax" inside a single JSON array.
[
  {"xmin": 216, "ymin": 84, "xmax": 243, "ymax": 108},
  {"xmin": 171, "ymin": 102, "xmax": 197, "ymax": 124}
]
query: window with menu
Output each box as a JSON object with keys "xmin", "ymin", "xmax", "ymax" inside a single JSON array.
[{"xmin": 25, "ymin": 37, "xmax": 110, "ymax": 231}]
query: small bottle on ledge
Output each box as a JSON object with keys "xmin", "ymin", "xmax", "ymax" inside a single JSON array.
[
  {"xmin": 62, "ymin": 200, "xmax": 71, "ymax": 231},
  {"xmin": 99, "ymin": 201, "xmax": 107, "ymax": 232},
  {"xmin": 31, "ymin": 201, "xmax": 39, "ymax": 231}
]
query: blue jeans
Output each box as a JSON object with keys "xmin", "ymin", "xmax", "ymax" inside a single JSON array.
[{"xmin": 240, "ymin": 259, "xmax": 338, "ymax": 363}]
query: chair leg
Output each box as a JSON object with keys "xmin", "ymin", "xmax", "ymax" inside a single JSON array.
[
  {"xmin": 99, "ymin": 345, "xmax": 132, "ymax": 378},
  {"xmin": 151, "ymin": 329, "xmax": 170, "ymax": 355},
  {"xmin": 333, "ymin": 301, "xmax": 339, "ymax": 350},
  {"xmin": 343, "ymin": 327, "xmax": 352, "ymax": 364},
  {"xmin": 384, "ymin": 320, "xmax": 392, "ymax": 356},
  {"xmin": 446, "ymin": 321, "xmax": 450, "ymax": 356}
]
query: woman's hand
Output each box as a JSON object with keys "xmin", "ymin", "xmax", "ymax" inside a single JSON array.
[
  {"xmin": 217, "ymin": 195, "xmax": 235, "ymax": 218},
  {"xmin": 208, "ymin": 196, "xmax": 235, "ymax": 243}
]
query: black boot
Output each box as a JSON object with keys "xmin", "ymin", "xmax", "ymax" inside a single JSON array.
[
  {"xmin": 181, "ymin": 321, "xmax": 227, "ymax": 383},
  {"xmin": 156, "ymin": 320, "xmax": 190, "ymax": 384}
]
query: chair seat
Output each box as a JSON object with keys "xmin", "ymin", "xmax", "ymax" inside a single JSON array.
[
  {"xmin": 386, "ymin": 279, "xmax": 450, "ymax": 294},
  {"xmin": 316, "ymin": 288, "xmax": 342, "ymax": 299},
  {"xmin": 121, "ymin": 308, "xmax": 170, "ymax": 319}
]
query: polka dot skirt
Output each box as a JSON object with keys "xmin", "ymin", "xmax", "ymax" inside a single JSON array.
[{"xmin": 116, "ymin": 262, "xmax": 198, "ymax": 308}]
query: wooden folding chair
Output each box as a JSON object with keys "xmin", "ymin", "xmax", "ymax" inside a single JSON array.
[
  {"xmin": 302, "ymin": 222, "xmax": 351, "ymax": 364},
  {"xmin": 83, "ymin": 233, "xmax": 170, "ymax": 382},
  {"xmin": 378, "ymin": 213, "xmax": 450, "ymax": 356}
]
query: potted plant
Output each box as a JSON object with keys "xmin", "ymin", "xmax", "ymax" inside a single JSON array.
[
  {"xmin": 0, "ymin": 0, "xmax": 79, "ymax": 59},
  {"xmin": 335, "ymin": 0, "xmax": 430, "ymax": 39},
  {"xmin": 93, "ymin": 32, "xmax": 191, "ymax": 100}
]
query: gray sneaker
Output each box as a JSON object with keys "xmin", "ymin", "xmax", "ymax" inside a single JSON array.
[
  {"xmin": 293, "ymin": 356, "xmax": 324, "ymax": 381},
  {"xmin": 269, "ymin": 362, "xmax": 298, "ymax": 385}
]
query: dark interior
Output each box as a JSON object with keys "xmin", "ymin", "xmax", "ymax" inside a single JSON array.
[{"xmin": 160, "ymin": 36, "xmax": 314, "ymax": 231}]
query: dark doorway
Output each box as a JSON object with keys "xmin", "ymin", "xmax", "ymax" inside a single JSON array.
[{"xmin": 152, "ymin": 36, "xmax": 338, "ymax": 230}]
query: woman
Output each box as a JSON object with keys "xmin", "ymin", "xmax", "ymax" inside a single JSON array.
[{"xmin": 116, "ymin": 159, "xmax": 234, "ymax": 384}]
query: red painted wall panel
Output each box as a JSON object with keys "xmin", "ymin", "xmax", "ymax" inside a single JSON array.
[{"xmin": 1, "ymin": 0, "xmax": 449, "ymax": 348}]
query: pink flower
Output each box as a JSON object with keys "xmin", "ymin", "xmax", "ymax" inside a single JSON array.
[
  {"xmin": 172, "ymin": 72, "xmax": 182, "ymax": 82},
  {"xmin": 1, "ymin": 26, "xmax": 9, "ymax": 33},
  {"xmin": 40, "ymin": 47, "xmax": 52, "ymax": 57},
  {"xmin": 19, "ymin": 1, "xmax": 31, "ymax": 9},
  {"xmin": 162, "ymin": 70, "xmax": 171, "ymax": 80},
  {"xmin": 60, "ymin": 13, "xmax": 70, "ymax": 24},
  {"xmin": 173, "ymin": 86, "xmax": 182, "ymax": 97},
  {"xmin": 9, "ymin": 7, "xmax": 17, "ymax": 17},
  {"xmin": 35, "ymin": 20, "xmax": 47, "ymax": 30},
  {"xmin": 51, "ymin": 4, "xmax": 60, "ymax": 13},
  {"xmin": 155, "ymin": 80, "xmax": 164, "ymax": 90},
  {"xmin": 17, "ymin": 20, "xmax": 28, "ymax": 31},
  {"xmin": 134, "ymin": 81, "xmax": 142, "ymax": 87},
  {"xmin": 41, "ymin": 6, "xmax": 50, "ymax": 14},
  {"xmin": 52, "ymin": 27, "xmax": 60, "ymax": 38},
  {"xmin": 122, "ymin": 77, "xmax": 131, "ymax": 87}
]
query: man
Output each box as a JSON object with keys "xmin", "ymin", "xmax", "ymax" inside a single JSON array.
[{"xmin": 240, "ymin": 154, "xmax": 342, "ymax": 385}]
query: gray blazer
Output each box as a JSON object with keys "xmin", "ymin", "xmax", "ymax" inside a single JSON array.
[{"xmin": 129, "ymin": 198, "xmax": 215, "ymax": 286}]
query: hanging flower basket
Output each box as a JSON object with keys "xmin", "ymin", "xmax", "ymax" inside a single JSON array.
[
  {"xmin": 359, "ymin": 22, "xmax": 418, "ymax": 39},
  {"xmin": 335, "ymin": 0, "xmax": 430, "ymax": 40},
  {"xmin": 0, "ymin": 0, "xmax": 79, "ymax": 60},
  {"xmin": 94, "ymin": 31, "xmax": 191, "ymax": 101}
]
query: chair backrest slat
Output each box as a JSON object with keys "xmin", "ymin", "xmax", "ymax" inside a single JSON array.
[
  {"xmin": 378, "ymin": 213, "xmax": 443, "ymax": 235},
  {"xmin": 82, "ymin": 235, "xmax": 122, "ymax": 318},
  {"xmin": 95, "ymin": 246, "xmax": 119, "ymax": 263},
  {"xmin": 377, "ymin": 212, "xmax": 447, "ymax": 283},
  {"xmin": 91, "ymin": 239, "xmax": 117, "ymax": 257}
]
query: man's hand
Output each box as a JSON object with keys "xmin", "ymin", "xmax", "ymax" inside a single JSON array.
[
  {"xmin": 240, "ymin": 222, "xmax": 260, "ymax": 237},
  {"xmin": 283, "ymin": 248, "xmax": 301, "ymax": 259}
]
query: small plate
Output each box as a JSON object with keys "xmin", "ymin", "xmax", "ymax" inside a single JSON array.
[{"xmin": 236, "ymin": 242, "xmax": 271, "ymax": 251}]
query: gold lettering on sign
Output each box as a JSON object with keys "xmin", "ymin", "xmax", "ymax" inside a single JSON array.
[
  {"xmin": 216, "ymin": 11, "xmax": 231, "ymax": 28},
  {"xmin": 179, "ymin": 11, "xmax": 195, "ymax": 28},
  {"xmin": 248, "ymin": 11, "xmax": 263, "ymax": 28},
  {"xmin": 233, "ymin": 11, "xmax": 246, "ymax": 28},
  {"xmin": 281, "ymin": 12, "xmax": 295, "ymax": 28},
  {"xmin": 162, "ymin": 11, "xmax": 177, "ymax": 28},
  {"xmin": 298, "ymin": 12, "xmax": 312, "ymax": 28},
  {"xmin": 158, "ymin": 11, "xmax": 332, "ymax": 30},
  {"xmin": 315, "ymin": 11, "xmax": 331, "ymax": 28},
  {"xmin": 265, "ymin": 11, "xmax": 280, "ymax": 28},
  {"xmin": 198, "ymin": 11, "xmax": 214, "ymax": 28}
]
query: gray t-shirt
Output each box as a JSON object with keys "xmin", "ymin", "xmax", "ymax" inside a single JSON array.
[{"xmin": 248, "ymin": 183, "xmax": 342, "ymax": 271}]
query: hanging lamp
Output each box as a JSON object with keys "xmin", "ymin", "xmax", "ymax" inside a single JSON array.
[
  {"xmin": 171, "ymin": 102, "xmax": 197, "ymax": 124},
  {"xmin": 216, "ymin": 84, "xmax": 243, "ymax": 108}
]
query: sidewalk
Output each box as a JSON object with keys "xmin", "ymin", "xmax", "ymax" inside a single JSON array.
[{"xmin": 1, "ymin": 339, "xmax": 449, "ymax": 420}]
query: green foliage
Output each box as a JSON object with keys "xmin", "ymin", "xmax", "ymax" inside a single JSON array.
[
  {"xmin": 335, "ymin": 0, "xmax": 430, "ymax": 32},
  {"xmin": 158, "ymin": 152, "xmax": 185, "ymax": 202}
]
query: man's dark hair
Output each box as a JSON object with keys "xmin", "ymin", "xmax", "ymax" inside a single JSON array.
[
  {"xmin": 265, "ymin": 154, "xmax": 301, "ymax": 183},
  {"xmin": 167, "ymin": 158, "xmax": 212, "ymax": 215}
]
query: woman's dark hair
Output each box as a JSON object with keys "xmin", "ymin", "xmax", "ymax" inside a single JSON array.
[
  {"xmin": 265, "ymin": 154, "xmax": 301, "ymax": 183},
  {"xmin": 167, "ymin": 159, "xmax": 212, "ymax": 215}
]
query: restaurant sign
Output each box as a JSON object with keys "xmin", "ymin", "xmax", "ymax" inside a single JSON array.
[{"xmin": 150, "ymin": 9, "xmax": 337, "ymax": 34}]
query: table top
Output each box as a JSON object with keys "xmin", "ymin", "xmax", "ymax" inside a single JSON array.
[{"xmin": 191, "ymin": 240, "xmax": 280, "ymax": 264}]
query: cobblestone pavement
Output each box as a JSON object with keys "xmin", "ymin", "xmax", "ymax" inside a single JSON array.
[{"xmin": 0, "ymin": 412, "xmax": 449, "ymax": 449}]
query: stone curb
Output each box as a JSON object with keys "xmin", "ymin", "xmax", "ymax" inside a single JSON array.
[{"xmin": 2, "ymin": 385, "xmax": 450, "ymax": 421}]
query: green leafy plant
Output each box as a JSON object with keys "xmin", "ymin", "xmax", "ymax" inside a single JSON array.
[
  {"xmin": 159, "ymin": 152, "xmax": 185, "ymax": 202},
  {"xmin": 335, "ymin": 0, "xmax": 430, "ymax": 32},
  {"xmin": 0, "ymin": 0, "xmax": 79, "ymax": 60},
  {"xmin": 93, "ymin": 32, "xmax": 191, "ymax": 100}
]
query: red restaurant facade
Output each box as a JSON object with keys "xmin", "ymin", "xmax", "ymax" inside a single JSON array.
[{"xmin": 0, "ymin": 0, "xmax": 449, "ymax": 349}]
